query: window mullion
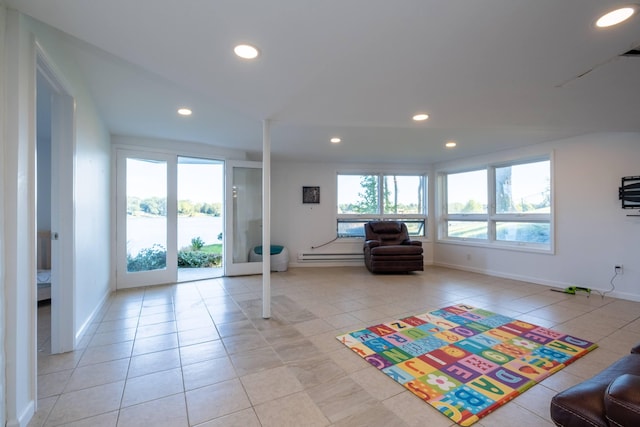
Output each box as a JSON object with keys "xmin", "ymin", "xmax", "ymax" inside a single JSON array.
[
  {"xmin": 438, "ymin": 173, "xmax": 446, "ymax": 240},
  {"xmin": 488, "ymin": 166, "xmax": 496, "ymax": 242},
  {"xmin": 378, "ymin": 174, "xmax": 383, "ymax": 215},
  {"xmin": 492, "ymin": 214, "xmax": 550, "ymax": 221}
]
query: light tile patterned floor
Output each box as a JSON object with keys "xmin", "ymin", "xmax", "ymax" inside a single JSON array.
[{"xmin": 30, "ymin": 267, "xmax": 640, "ymax": 426}]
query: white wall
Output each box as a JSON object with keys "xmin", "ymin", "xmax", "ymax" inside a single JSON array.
[
  {"xmin": 271, "ymin": 161, "xmax": 433, "ymax": 267},
  {"xmin": 3, "ymin": 10, "xmax": 38, "ymax": 427},
  {"xmin": 2, "ymin": 11, "xmax": 111, "ymax": 426},
  {"xmin": 433, "ymin": 133, "xmax": 640, "ymax": 300},
  {"xmin": 24, "ymin": 13, "xmax": 112, "ymax": 344},
  {"xmin": 112, "ymin": 134, "xmax": 250, "ymax": 159}
]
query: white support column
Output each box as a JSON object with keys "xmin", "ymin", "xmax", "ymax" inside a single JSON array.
[{"xmin": 262, "ymin": 119, "xmax": 271, "ymax": 319}]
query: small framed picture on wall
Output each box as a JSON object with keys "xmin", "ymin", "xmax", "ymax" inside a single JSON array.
[{"xmin": 302, "ymin": 186, "xmax": 320, "ymax": 204}]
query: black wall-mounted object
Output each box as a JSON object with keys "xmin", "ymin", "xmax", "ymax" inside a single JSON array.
[
  {"xmin": 619, "ymin": 176, "xmax": 640, "ymax": 209},
  {"xmin": 302, "ymin": 186, "xmax": 320, "ymax": 204}
]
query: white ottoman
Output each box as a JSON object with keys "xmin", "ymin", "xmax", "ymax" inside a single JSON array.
[{"xmin": 249, "ymin": 245, "xmax": 289, "ymax": 272}]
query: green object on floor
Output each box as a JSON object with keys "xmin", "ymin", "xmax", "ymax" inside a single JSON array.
[{"xmin": 550, "ymin": 286, "xmax": 591, "ymax": 295}]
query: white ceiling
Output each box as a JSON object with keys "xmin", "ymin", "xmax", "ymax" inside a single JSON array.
[{"xmin": 9, "ymin": 0, "xmax": 640, "ymax": 164}]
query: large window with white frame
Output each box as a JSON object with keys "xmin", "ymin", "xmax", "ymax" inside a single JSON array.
[
  {"xmin": 337, "ymin": 173, "xmax": 427, "ymax": 238},
  {"xmin": 439, "ymin": 157, "xmax": 552, "ymax": 251}
]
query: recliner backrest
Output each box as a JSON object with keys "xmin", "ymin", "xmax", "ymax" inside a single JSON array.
[{"xmin": 364, "ymin": 221, "xmax": 410, "ymax": 245}]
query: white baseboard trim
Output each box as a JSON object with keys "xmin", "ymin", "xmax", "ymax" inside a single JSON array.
[
  {"xmin": 7, "ymin": 399, "xmax": 35, "ymax": 427},
  {"xmin": 433, "ymin": 261, "xmax": 568, "ymax": 287},
  {"xmin": 75, "ymin": 289, "xmax": 111, "ymax": 345},
  {"xmin": 288, "ymin": 260, "xmax": 364, "ymax": 268},
  {"xmin": 433, "ymin": 261, "xmax": 640, "ymax": 302},
  {"xmin": 288, "ymin": 260, "xmax": 434, "ymax": 269}
]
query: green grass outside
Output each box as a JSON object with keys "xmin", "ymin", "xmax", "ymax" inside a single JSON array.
[{"xmin": 200, "ymin": 244, "xmax": 222, "ymax": 255}]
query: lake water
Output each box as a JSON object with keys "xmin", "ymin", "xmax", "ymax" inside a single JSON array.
[{"xmin": 127, "ymin": 216, "xmax": 223, "ymax": 255}]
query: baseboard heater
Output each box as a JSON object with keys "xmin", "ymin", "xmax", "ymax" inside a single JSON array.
[{"xmin": 297, "ymin": 252, "xmax": 363, "ymax": 261}]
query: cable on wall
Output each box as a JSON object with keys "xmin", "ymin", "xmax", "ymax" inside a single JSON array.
[{"xmin": 311, "ymin": 236, "xmax": 339, "ymax": 249}]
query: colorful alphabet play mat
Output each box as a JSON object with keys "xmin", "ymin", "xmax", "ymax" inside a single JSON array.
[{"xmin": 336, "ymin": 304, "xmax": 597, "ymax": 426}]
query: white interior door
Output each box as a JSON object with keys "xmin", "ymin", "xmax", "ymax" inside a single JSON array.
[
  {"xmin": 116, "ymin": 150, "xmax": 177, "ymax": 288},
  {"xmin": 225, "ymin": 161, "xmax": 263, "ymax": 276}
]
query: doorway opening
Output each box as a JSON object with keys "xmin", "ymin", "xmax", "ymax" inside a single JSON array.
[
  {"xmin": 177, "ymin": 157, "xmax": 224, "ymax": 281},
  {"xmin": 36, "ymin": 49, "xmax": 76, "ymax": 356},
  {"xmin": 36, "ymin": 69, "xmax": 53, "ymax": 354},
  {"xmin": 117, "ymin": 152, "xmax": 225, "ymax": 288}
]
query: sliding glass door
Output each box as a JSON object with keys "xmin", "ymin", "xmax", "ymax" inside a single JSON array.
[{"xmin": 116, "ymin": 150, "xmax": 260, "ymax": 287}]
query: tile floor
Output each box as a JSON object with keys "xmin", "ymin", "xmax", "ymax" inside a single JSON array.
[{"xmin": 30, "ymin": 266, "xmax": 640, "ymax": 427}]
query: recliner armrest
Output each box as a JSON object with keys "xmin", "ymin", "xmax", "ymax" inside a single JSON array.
[
  {"xmin": 408, "ymin": 241, "xmax": 422, "ymax": 247},
  {"xmin": 363, "ymin": 240, "xmax": 381, "ymax": 249},
  {"xmin": 605, "ymin": 374, "xmax": 640, "ymax": 426}
]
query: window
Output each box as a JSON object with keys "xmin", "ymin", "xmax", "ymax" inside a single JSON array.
[
  {"xmin": 337, "ymin": 173, "xmax": 427, "ymax": 237},
  {"xmin": 447, "ymin": 170, "xmax": 487, "ymax": 215},
  {"xmin": 338, "ymin": 174, "xmax": 379, "ymax": 215},
  {"xmin": 440, "ymin": 157, "xmax": 552, "ymax": 251}
]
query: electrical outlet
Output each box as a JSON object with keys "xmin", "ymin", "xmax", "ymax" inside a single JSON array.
[{"xmin": 615, "ymin": 264, "xmax": 623, "ymax": 274}]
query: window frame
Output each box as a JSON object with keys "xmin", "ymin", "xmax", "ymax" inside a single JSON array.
[
  {"xmin": 337, "ymin": 172, "xmax": 428, "ymax": 238},
  {"xmin": 438, "ymin": 155, "xmax": 553, "ymax": 253}
]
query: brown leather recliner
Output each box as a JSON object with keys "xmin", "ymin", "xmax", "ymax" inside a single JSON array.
[
  {"xmin": 363, "ymin": 221, "xmax": 423, "ymax": 273},
  {"xmin": 550, "ymin": 342, "xmax": 640, "ymax": 427}
]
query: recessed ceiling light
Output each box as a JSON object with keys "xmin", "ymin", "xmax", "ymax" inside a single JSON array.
[
  {"xmin": 445, "ymin": 141, "xmax": 457, "ymax": 148},
  {"xmin": 330, "ymin": 137, "xmax": 341, "ymax": 144},
  {"xmin": 412, "ymin": 113, "xmax": 429, "ymax": 121},
  {"xmin": 234, "ymin": 44, "xmax": 260, "ymax": 59},
  {"xmin": 596, "ymin": 6, "xmax": 636, "ymax": 27},
  {"xmin": 177, "ymin": 108, "xmax": 192, "ymax": 116}
]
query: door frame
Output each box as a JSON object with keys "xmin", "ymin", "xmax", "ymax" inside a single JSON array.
[{"xmin": 114, "ymin": 146, "xmax": 230, "ymax": 289}]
